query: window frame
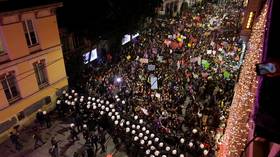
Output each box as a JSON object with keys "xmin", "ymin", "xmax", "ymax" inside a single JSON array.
[
  {"xmin": 0, "ymin": 37, "xmax": 5, "ymax": 54},
  {"xmin": 23, "ymin": 19, "xmax": 39, "ymax": 47},
  {"xmin": 0, "ymin": 72, "xmax": 20, "ymax": 104},
  {"xmin": 33, "ymin": 60, "xmax": 49, "ymax": 88}
]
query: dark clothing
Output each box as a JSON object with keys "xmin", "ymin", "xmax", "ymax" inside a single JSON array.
[
  {"xmin": 50, "ymin": 137, "xmax": 59, "ymax": 157},
  {"xmin": 36, "ymin": 112, "xmax": 44, "ymax": 126},
  {"xmin": 70, "ymin": 128, "xmax": 79, "ymax": 141},
  {"xmin": 44, "ymin": 114, "xmax": 52, "ymax": 128},
  {"xmin": 91, "ymin": 134, "xmax": 98, "ymax": 151},
  {"xmin": 85, "ymin": 140, "xmax": 95, "ymax": 157},
  {"xmin": 10, "ymin": 133, "xmax": 22, "ymax": 151},
  {"xmin": 98, "ymin": 131, "xmax": 106, "ymax": 153},
  {"xmin": 49, "ymin": 145, "xmax": 59, "ymax": 157},
  {"xmin": 33, "ymin": 132, "xmax": 44, "ymax": 149}
]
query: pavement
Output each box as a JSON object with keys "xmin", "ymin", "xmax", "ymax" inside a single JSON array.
[{"xmin": 0, "ymin": 115, "xmax": 128, "ymax": 157}]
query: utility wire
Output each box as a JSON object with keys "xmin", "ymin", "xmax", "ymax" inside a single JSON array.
[{"xmin": 0, "ymin": 57, "xmax": 66, "ymax": 91}]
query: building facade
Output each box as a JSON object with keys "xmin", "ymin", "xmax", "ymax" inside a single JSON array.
[
  {"xmin": 0, "ymin": 2, "xmax": 68, "ymax": 142},
  {"xmin": 240, "ymin": 0, "xmax": 266, "ymax": 40},
  {"xmin": 59, "ymin": 29, "xmax": 92, "ymax": 55}
]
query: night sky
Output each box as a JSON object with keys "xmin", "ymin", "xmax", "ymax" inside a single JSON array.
[
  {"xmin": 57, "ymin": 0, "xmax": 162, "ymax": 39},
  {"xmin": 1, "ymin": 0, "xmax": 162, "ymax": 39}
]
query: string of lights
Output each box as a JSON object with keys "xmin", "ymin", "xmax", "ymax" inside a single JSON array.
[{"xmin": 217, "ymin": 2, "xmax": 268, "ymax": 157}]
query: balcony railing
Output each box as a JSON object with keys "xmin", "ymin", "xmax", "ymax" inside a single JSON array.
[
  {"xmin": 8, "ymin": 95, "xmax": 21, "ymax": 105},
  {"xmin": 38, "ymin": 82, "xmax": 49, "ymax": 89}
]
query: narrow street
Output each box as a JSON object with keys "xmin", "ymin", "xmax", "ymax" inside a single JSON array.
[{"xmin": 0, "ymin": 114, "xmax": 127, "ymax": 157}]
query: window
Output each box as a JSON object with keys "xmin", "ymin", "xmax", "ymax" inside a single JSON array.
[
  {"xmin": 33, "ymin": 60, "xmax": 48, "ymax": 88},
  {"xmin": 1, "ymin": 72, "xmax": 20, "ymax": 103},
  {"xmin": 0, "ymin": 38, "xmax": 4, "ymax": 54},
  {"xmin": 23, "ymin": 20, "xmax": 38, "ymax": 47}
]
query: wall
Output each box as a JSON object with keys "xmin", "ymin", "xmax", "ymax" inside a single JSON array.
[
  {"xmin": 0, "ymin": 76, "xmax": 68, "ymax": 122},
  {"xmin": 16, "ymin": 60, "xmax": 39, "ymax": 98},
  {"xmin": 0, "ymin": 46, "xmax": 67, "ymax": 118},
  {"xmin": 0, "ymin": 3, "xmax": 67, "ymax": 144},
  {"xmin": 36, "ymin": 15, "xmax": 61, "ymax": 50},
  {"xmin": 0, "ymin": 23, "xmax": 29, "ymax": 60},
  {"xmin": 0, "ymin": 77, "xmax": 68, "ymax": 143},
  {"xmin": 46, "ymin": 48, "xmax": 67, "ymax": 84}
]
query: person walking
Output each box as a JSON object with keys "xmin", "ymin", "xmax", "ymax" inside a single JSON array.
[
  {"xmin": 33, "ymin": 131, "xmax": 45, "ymax": 149},
  {"xmin": 36, "ymin": 109, "xmax": 45, "ymax": 128},
  {"xmin": 43, "ymin": 111, "xmax": 52, "ymax": 128},
  {"xmin": 49, "ymin": 137, "xmax": 59, "ymax": 157},
  {"xmin": 90, "ymin": 132, "xmax": 99, "ymax": 152},
  {"xmin": 85, "ymin": 139, "xmax": 95, "ymax": 157},
  {"xmin": 98, "ymin": 128, "xmax": 106, "ymax": 153},
  {"xmin": 9, "ymin": 132, "xmax": 22, "ymax": 151},
  {"xmin": 69, "ymin": 124, "xmax": 79, "ymax": 142}
]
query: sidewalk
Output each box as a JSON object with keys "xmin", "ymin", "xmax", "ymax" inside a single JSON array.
[{"xmin": 0, "ymin": 114, "xmax": 127, "ymax": 157}]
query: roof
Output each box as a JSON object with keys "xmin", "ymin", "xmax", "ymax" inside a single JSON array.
[{"xmin": 0, "ymin": 0, "xmax": 62, "ymax": 16}]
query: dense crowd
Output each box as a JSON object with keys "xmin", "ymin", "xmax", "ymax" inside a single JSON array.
[{"xmin": 54, "ymin": 1, "xmax": 245, "ymax": 157}]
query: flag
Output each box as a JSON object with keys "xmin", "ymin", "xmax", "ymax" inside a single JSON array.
[
  {"xmin": 140, "ymin": 58, "xmax": 149, "ymax": 64},
  {"xmin": 141, "ymin": 107, "xmax": 149, "ymax": 115},
  {"xmin": 223, "ymin": 71, "xmax": 230, "ymax": 79},
  {"xmin": 202, "ymin": 60, "xmax": 210, "ymax": 69},
  {"xmin": 148, "ymin": 64, "xmax": 156, "ymax": 71},
  {"xmin": 150, "ymin": 76, "xmax": 158, "ymax": 89}
]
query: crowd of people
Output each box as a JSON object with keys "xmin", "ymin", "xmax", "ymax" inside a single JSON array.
[
  {"xmin": 9, "ymin": 110, "xmax": 51, "ymax": 153},
  {"xmin": 55, "ymin": 1, "xmax": 245, "ymax": 157}
]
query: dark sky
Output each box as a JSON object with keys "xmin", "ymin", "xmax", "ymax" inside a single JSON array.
[
  {"xmin": 56, "ymin": 0, "xmax": 162, "ymax": 38},
  {"xmin": 1, "ymin": 0, "xmax": 162, "ymax": 39}
]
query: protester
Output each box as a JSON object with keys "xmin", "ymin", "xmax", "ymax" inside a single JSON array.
[
  {"xmin": 43, "ymin": 111, "xmax": 52, "ymax": 128},
  {"xmin": 9, "ymin": 132, "xmax": 22, "ymax": 151},
  {"xmin": 36, "ymin": 109, "xmax": 45, "ymax": 127},
  {"xmin": 33, "ymin": 130, "xmax": 45, "ymax": 149},
  {"xmin": 98, "ymin": 128, "xmax": 107, "ymax": 153},
  {"xmin": 55, "ymin": 1, "xmax": 243, "ymax": 156},
  {"xmin": 49, "ymin": 137, "xmax": 59, "ymax": 157},
  {"xmin": 69, "ymin": 124, "xmax": 80, "ymax": 142}
]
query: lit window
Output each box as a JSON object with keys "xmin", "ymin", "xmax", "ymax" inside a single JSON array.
[
  {"xmin": 1, "ymin": 72, "xmax": 20, "ymax": 103},
  {"xmin": 246, "ymin": 12, "xmax": 254, "ymax": 29},
  {"xmin": 33, "ymin": 60, "xmax": 48, "ymax": 88},
  {"xmin": 23, "ymin": 20, "xmax": 38, "ymax": 47}
]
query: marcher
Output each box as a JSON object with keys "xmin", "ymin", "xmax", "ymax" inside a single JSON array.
[
  {"xmin": 90, "ymin": 132, "xmax": 99, "ymax": 152},
  {"xmin": 10, "ymin": 132, "xmax": 22, "ymax": 151},
  {"xmin": 43, "ymin": 111, "xmax": 52, "ymax": 128},
  {"xmin": 49, "ymin": 137, "xmax": 59, "ymax": 157},
  {"xmin": 55, "ymin": 1, "xmax": 243, "ymax": 156},
  {"xmin": 98, "ymin": 128, "xmax": 107, "ymax": 153},
  {"xmin": 69, "ymin": 125, "xmax": 79, "ymax": 142},
  {"xmin": 33, "ymin": 131, "xmax": 45, "ymax": 149},
  {"xmin": 36, "ymin": 109, "xmax": 45, "ymax": 127}
]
